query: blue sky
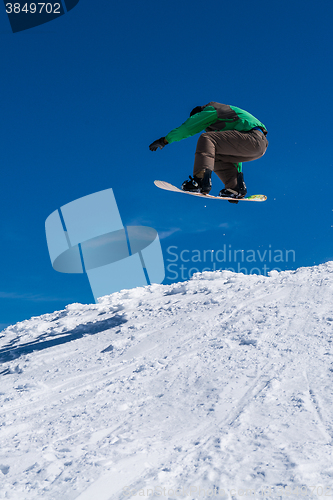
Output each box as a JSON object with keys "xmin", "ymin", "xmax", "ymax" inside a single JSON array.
[{"xmin": 1, "ymin": 0, "xmax": 333, "ymax": 329}]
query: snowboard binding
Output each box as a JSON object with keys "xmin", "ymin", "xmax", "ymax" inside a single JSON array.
[
  {"xmin": 219, "ymin": 172, "xmax": 247, "ymax": 204},
  {"xmin": 181, "ymin": 170, "xmax": 212, "ymax": 194}
]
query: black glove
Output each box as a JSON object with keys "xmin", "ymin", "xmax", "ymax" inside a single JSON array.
[{"xmin": 149, "ymin": 137, "xmax": 167, "ymax": 151}]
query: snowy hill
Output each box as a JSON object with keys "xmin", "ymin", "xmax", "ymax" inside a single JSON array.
[{"xmin": 1, "ymin": 264, "xmax": 333, "ymax": 500}]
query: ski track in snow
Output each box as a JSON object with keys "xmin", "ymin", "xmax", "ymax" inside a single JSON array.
[{"xmin": 0, "ymin": 264, "xmax": 333, "ymax": 499}]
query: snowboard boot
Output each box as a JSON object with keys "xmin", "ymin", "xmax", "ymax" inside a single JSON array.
[
  {"xmin": 219, "ymin": 172, "xmax": 247, "ymax": 204},
  {"xmin": 181, "ymin": 170, "xmax": 212, "ymax": 194}
]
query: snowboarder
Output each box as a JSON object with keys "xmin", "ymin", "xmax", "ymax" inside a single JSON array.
[{"xmin": 149, "ymin": 102, "xmax": 268, "ymax": 200}]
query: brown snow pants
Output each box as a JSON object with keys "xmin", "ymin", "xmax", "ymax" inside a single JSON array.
[{"xmin": 193, "ymin": 129, "xmax": 268, "ymax": 189}]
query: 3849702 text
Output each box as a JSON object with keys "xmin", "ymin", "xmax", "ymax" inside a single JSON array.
[{"xmin": 5, "ymin": 3, "xmax": 61, "ymax": 13}]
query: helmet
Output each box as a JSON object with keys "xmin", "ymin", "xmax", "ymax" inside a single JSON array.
[{"xmin": 190, "ymin": 106, "xmax": 204, "ymax": 117}]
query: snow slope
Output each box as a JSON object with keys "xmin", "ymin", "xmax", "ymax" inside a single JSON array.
[{"xmin": 1, "ymin": 264, "xmax": 333, "ymax": 500}]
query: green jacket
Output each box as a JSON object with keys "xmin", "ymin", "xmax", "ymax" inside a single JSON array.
[{"xmin": 165, "ymin": 102, "xmax": 267, "ymax": 144}]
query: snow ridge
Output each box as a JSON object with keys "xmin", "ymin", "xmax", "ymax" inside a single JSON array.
[{"xmin": 1, "ymin": 263, "xmax": 333, "ymax": 499}]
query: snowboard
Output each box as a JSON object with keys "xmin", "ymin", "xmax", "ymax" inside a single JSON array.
[{"xmin": 154, "ymin": 180, "xmax": 267, "ymax": 202}]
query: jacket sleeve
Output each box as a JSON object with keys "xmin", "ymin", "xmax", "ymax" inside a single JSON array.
[{"xmin": 165, "ymin": 106, "xmax": 218, "ymax": 144}]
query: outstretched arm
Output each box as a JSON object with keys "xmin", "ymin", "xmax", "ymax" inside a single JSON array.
[
  {"xmin": 149, "ymin": 105, "xmax": 218, "ymax": 151},
  {"xmin": 165, "ymin": 106, "xmax": 217, "ymax": 143}
]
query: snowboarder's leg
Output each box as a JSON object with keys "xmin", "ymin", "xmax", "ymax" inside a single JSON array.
[
  {"xmin": 213, "ymin": 160, "xmax": 238, "ymax": 189},
  {"xmin": 193, "ymin": 129, "xmax": 268, "ymax": 177},
  {"xmin": 186, "ymin": 129, "xmax": 267, "ymax": 196},
  {"xmin": 193, "ymin": 132, "xmax": 217, "ymax": 176}
]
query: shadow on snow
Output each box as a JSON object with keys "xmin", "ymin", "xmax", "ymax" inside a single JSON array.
[{"xmin": 0, "ymin": 315, "xmax": 127, "ymax": 370}]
